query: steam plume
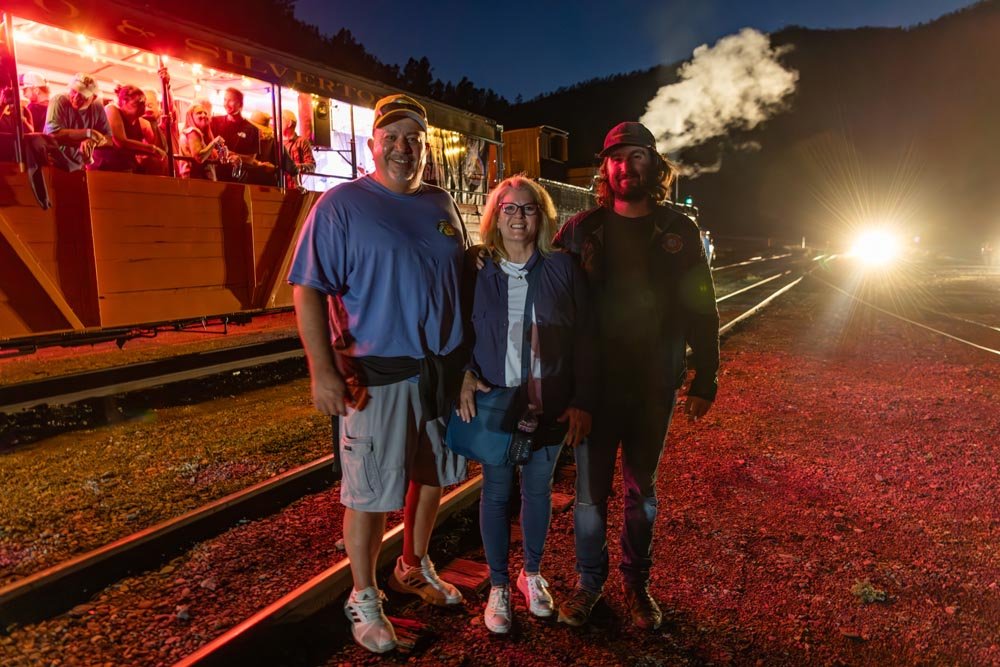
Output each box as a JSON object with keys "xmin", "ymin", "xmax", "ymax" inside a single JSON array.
[{"xmin": 640, "ymin": 28, "xmax": 798, "ymax": 155}]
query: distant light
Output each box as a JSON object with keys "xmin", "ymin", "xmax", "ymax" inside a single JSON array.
[
  {"xmin": 850, "ymin": 229, "xmax": 900, "ymax": 267},
  {"xmin": 684, "ymin": 196, "xmax": 694, "ymax": 206}
]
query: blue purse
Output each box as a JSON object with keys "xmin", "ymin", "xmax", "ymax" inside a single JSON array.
[
  {"xmin": 445, "ymin": 255, "xmax": 541, "ymax": 466},
  {"xmin": 444, "ymin": 385, "xmax": 522, "ymax": 466}
]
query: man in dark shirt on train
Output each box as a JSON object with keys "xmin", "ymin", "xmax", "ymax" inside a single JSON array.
[
  {"xmin": 554, "ymin": 122, "xmax": 720, "ymax": 631},
  {"xmin": 210, "ymin": 87, "xmax": 274, "ymax": 184}
]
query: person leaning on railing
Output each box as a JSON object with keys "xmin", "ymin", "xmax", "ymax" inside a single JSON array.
[
  {"xmin": 43, "ymin": 73, "xmax": 113, "ymax": 171},
  {"xmin": 92, "ymin": 84, "xmax": 168, "ymax": 175}
]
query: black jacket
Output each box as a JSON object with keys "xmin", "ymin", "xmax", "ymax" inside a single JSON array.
[{"xmin": 554, "ymin": 205, "xmax": 720, "ymax": 401}]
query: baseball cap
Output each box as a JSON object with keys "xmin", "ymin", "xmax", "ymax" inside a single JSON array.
[
  {"xmin": 19, "ymin": 71, "xmax": 47, "ymax": 88},
  {"xmin": 250, "ymin": 110, "xmax": 271, "ymax": 126},
  {"xmin": 68, "ymin": 73, "xmax": 99, "ymax": 99},
  {"xmin": 598, "ymin": 121, "xmax": 657, "ymax": 157},
  {"xmin": 373, "ymin": 94, "xmax": 427, "ymax": 132}
]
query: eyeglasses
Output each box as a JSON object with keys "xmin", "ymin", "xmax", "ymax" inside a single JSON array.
[{"xmin": 499, "ymin": 202, "xmax": 540, "ymax": 217}]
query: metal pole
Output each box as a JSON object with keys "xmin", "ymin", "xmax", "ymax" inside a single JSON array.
[
  {"xmin": 156, "ymin": 56, "xmax": 176, "ymax": 178},
  {"xmin": 2, "ymin": 13, "xmax": 25, "ymax": 170},
  {"xmin": 348, "ymin": 104, "xmax": 357, "ymax": 179},
  {"xmin": 271, "ymin": 85, "xmax": 283, "ymax": 190}
]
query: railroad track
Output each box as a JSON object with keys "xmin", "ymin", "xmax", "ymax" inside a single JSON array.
[
  {"xmin": 0, "ymin": 247, "xmax": 819, "ymax": 660},
  {"xmin": 0, "ymin": 337, "xmax": 304, "ymax": 414}
]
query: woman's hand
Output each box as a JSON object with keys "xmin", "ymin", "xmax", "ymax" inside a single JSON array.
[
  {"xmin": 557, "ymin": 407, "xmax": 592, "ymax": 447},
  {"xmin": 457, "ymin": 370, "xmax": 490, "ymax": 423}
]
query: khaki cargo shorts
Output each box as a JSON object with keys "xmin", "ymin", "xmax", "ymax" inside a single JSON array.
[{"xmin": 337, "ymin": 379, "xmax": 467, "ymax": 512}]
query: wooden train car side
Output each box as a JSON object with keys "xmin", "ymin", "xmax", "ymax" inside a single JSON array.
[{"xmin": 0, "ymin": 164, "xmax": 315, "ymax": 342}]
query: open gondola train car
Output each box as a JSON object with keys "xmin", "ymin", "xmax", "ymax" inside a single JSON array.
[{"xmin": 0, "ymin": 0, "xmax": 502, "ymax": 351}]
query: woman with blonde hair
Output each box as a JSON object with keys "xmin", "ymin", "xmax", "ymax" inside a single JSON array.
[
  {"xmin": 179, "ymin": 103, "xmax": 223, "ymax": 180},
  {"xmin": 450, "ymin": 175, "xmax": 596, "ymax": 634}
]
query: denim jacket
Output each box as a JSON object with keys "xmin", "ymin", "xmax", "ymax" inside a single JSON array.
[{"xmin": 463, "ymin": 248, "xmax": 597, "ymax": 421}]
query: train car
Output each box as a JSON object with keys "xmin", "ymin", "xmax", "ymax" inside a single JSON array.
[{"xmin": 0, "ymin": 1, "xmax": 502, "ymax": 350}]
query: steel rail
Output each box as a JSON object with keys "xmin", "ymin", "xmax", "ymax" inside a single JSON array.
[
  {"xmin": 0, "ymin": 337, "xmax": 304, "ymax": 414},
  {"xmin": 712, "ymin": 253, "xmax": 793, "ymax": 271},
  {"xmin": 716, "ymin": 271, "xmax": 790, "ymax": 303},
  {"xmin": 174, "ymin": 477, "xmax": 484, "ymax": 667},
  {"xmin": 0, "ymin": 455, "xmax": 336, "ymax": 627}
]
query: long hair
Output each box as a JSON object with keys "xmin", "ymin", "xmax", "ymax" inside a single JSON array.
[
  {"xmin": 114, "ymin": 84, "xmax": 145, "ymax": 109},
  {"xmin": 184, "ymin": 104, "xmax": 214, "ymax": 142},
  {"xmin": 594, "ymin": 148, "xmax": 678, "ymax": 208},
  {"xmin": 480, "ymin": 175, "xmax": 559, "ymax": 260}
]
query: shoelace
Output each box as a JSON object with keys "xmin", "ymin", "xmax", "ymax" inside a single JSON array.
[
  {"xmin": 489, "ymin": 587, "xmax": 510, "ymax": 613},
  {"xmin": 350, "ymin": 592, "xmax": 386, "ymax": 622},
  {"xmin": 414, "ymin": 560, "xmax": 447, "ymax": 592},
  {"xmin": 525, "ymin": 574, "xmax": 551, "ymax": 602}
]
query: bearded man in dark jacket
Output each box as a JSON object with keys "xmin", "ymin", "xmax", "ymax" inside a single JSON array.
[{"xmin": 555, "ymin": 121, "xmax": 720, "ymax": 631}]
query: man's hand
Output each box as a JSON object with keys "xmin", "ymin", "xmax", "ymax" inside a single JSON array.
[
  {"xmin": 456, "ymin": 370, "xmax": 490, "ymax": 422},
  {"xmin": 311, "ymin": 370, "xmax": 368, "ymax": 416},
  {"xmin": 557, "ymin": 407, "xmax": 592, "ymax": 447},
  {"xmin": 684, "ymin": 395, "xmax": 713, "ymax": 423},
  {"xmin": 474, "ymin": 247, "xmax": 489, "ymax": 270}
]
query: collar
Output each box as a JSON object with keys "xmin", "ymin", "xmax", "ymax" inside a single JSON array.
[{"xmin": 482, "ymin": 248, "xmax": 542, "ymax": 278}]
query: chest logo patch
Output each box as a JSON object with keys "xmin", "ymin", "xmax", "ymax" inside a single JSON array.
[
  {"xmin": 662, "ymin": 233, "xmax": 683, "ymax": 253},
  {"xmin": 437, "ymin": 220, "xmax": 457, "ymax": 237}
]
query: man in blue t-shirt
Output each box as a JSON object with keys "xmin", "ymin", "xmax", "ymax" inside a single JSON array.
[
  {"xmin": 43, "ymin": 73, "xmax": 112, "ymax": 171},
  {"xmin": 288, "ymin": 94, "xmax": 467, "ymax": 655}
]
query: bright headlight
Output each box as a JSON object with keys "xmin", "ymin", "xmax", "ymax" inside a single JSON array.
[{"xmin": 849, "ymin": 229, "xmax": 900, "ymax": 267}]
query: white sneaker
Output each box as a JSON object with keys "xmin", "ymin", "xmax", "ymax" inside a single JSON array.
[
  {"xmin": 517, "ymin": 569, "xmax": 554, "ymax": 617},
  {"xmin": 388, "ymin": 555, "xmax": 463, "ymax": 606},
  {"xmin": 343, "ymin": 586, "xmax": 397, "ymax": 654},
  {"xmin": 484, "ymin": 585, "xmax": 512, "ymax": 634}
]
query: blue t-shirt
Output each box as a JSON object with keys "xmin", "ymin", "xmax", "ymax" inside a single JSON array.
[
  {"xmin": 288, "ymin": 175, "xmax": 466, "ymax": 359},
  {"xmin": 44, "ymin": 93, "xmax": 112, "ymax": 170}
]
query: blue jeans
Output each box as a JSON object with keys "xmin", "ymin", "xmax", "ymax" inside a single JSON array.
[
  {"xmin": 480, "ymin": 444, "xmax": 563, "ymax": 586},
  {"xmin": 574, "ymin": 392, "xmax": 676, "ymax": 592}
]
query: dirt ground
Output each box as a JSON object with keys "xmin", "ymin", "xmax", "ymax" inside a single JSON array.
[{"xmin": 320, "ymin": 261, "xmax": 1000, "ymax": 666}]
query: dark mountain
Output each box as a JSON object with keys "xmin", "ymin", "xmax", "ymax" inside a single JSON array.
[{"xmin": 501, "ymin": 0, "xmax": 1000, "ymax": 252}]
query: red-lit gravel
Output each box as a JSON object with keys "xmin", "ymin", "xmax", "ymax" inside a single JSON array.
[
  {"xmin": 2, "ymin": 260, "xmax": 998, "ymax": 666},
  {"xmin": 319, "ymin": 262, "xmax": 1000, "ymax": 666}
]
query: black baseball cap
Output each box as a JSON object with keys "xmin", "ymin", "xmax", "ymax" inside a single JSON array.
[{"xmin": 598, "ymin": 121, "xmax": 657, "ymax": 157}]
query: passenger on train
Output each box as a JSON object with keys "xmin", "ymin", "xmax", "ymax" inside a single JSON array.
[
  {"xmin": 19, "ymin": 71, "xmax": 49, "ymax": 135},
  {"xmin": 179, "ymin": 103, "xmax": 223, "ymax": 180},
  {"xmin": 141, "ymin": 88, "xmax": 169, "ymax": 152},
  {"xmin": 43, "ymin": 73, "xmax": 113, "ymax": 171},
  {"xmin": 1, "ymin": 86, "xmax": 35, "ymax": 134},
  {"xmin": 250, "ymin": 109, "xmax": 275, "ymax": 163},
  {"xmin": 211, "ymin": 87, "xmax": 274, "ymax": 184},
  {"xmin": 281, "ymin": 109, "xmax": 315, "ymax": 187},
  {"xmin": 92, "ymin": 84, "xmax": 167, "ymax": 174},
  {"xmin": 3, "ymin": 84, "xmax": 60, "ymax": 207}
]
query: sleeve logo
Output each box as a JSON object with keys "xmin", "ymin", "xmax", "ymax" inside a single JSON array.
[{"xmin": 662, "ymin": 233, "xmax": 683, "ymax": 253}]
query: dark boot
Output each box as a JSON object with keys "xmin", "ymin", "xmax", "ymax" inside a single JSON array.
[
  {"xmin": 557, "ymin": 586, "xmax": 601, "ymax": 627},
  {"xmin": 623, "ymin": 584, "xmax": 662, "ymax": 630}
]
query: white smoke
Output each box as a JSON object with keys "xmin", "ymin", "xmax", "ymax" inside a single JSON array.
[{"xmin": 640, "ymin": 28, "xmax": 798, "ymax": 156}]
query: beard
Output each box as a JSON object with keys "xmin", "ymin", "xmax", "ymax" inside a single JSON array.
[{"xmin": 610, "ymin": 172, "xmax": 650, "ymax": 202}]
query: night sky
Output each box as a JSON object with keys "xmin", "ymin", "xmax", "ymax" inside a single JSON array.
[{"xmin": 293, "ymin": 0, "xmax": 978, "ymax": 101}]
